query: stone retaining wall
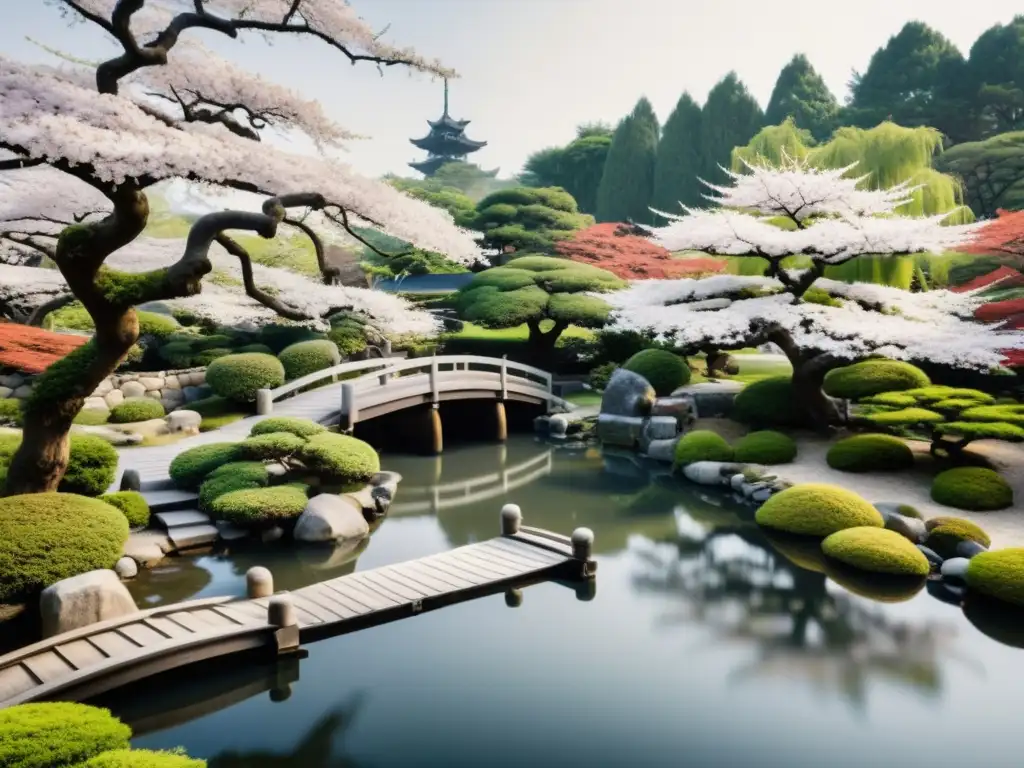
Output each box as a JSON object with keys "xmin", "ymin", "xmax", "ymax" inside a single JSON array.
[{"xmin": 0, "ymin": 367, "xmax": 210, "ymax": 412}]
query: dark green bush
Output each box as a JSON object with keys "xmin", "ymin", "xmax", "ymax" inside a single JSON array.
[
  {"xmin": 297, "ymin": 432, "xmax": 380, "ymax": 483},
  {"xmin": 158, "ymin": 341, "xmax": 195, "ymax": 368},
  {"xmin": 259, "ymin": 324, "xmax": 324, "ymax": 353},
  {"xmin": 0, "ymin": 399, "xmax": 23, "ymax": 425},
  {"xmin": 76, "ymin": 749, "xmax": 207, "ymax": 767},
  {"xmin": 198, "ymin": 461, "xmax": 269, "ymax": 512},
  {"xmin": 209, "ymin": 484, "xmax": 310, "ymax": 526},
  {"xmin": 587, "ymin": 362, "xmax": 619, "ymax": 391},
  {"xmin": 0, "ymin": 702, "xmax": 132, "ymax": 768},
  {"xmin": 623, "ymin": 349, "xmax": 691, "ymax": 396},
  {"xmin": 733, "ymin": 430, "xmax": 797, "ymax": 464},
  {"xmin": 673, "ymin": 430, "xmax": 734, "ymax": 467},
  {"xmin": 168, "ymin": 442, "xmax": 242, "ymax": 490},
  {"xmin": 108, "ymin": 397, "xmax": 165, "ymax": 424},
  {"xmin": 0, "ymin": 494, "xmax": 128, "ymax": 604},
  {"xmin": 192, "ymin": 347, "xmax": 233, "ymax": 366},
  {"xmin": 239, "ymin": 431, "xmax": 307, "ymax": 461},
  {"xmin": 0, "ymin": 434, "xmax": 118, "ymax": 497},
  {"xmin": 99, "ymin": 491, "xmax": 150, "ymax": 528},
  {"xmin": 279, "ymin": 339, "xmax": 341, "ymax": 381},
  {"xmin": 826, "ymin": 434, "xmax": 914, "ymax": 473},
  {"xmin": 931, "ymin": 467, "xmax": 1013, "ymax": 511},
  {"xmin": 206, "ymin": 353, "xmax": 285, "ymax": 403},
  {"xmin": 250, "ymin": 417, "xmax": 327, "ymax": 439},
  {"xmin": 755, "ymin": 483, "xmax": 884, "ymax": 537},
  {"xmin": 732, "ymin": 376, "xmax": 806, "ymax": 428},
  {"xmin": 823, "ymin": 360, "xmax": 930, "ymax": 400}
]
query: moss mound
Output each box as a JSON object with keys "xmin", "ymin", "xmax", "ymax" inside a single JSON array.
[
  {"xmin": 198, "ymin": 461, "xmax": 269, "ymax": 512},
  {"xmin": 903, "ymin": 386, "xmax": 996, "ymax": 405},
  {"xmin": 862, "ymin": 407, "xmax": 944, "ymax": 426},
  {"xmin": 755, "ymin": 483, "xmax": 883, "ymax": 537},
  {"xmin": 278, "ymin": 339, "xmax": 341, "ymax": 381},
  {"xmin": 965, "ymin": 549, "xmax": 1024, "ymax": 607},
  {"xmin": 0, "ymin": 702, "xmax": 132, "ymax": 768},
  {"xmin": 108, "ymin": 397, "xmax": 165, "ymax": 424},
  {"xmin": 209, "ymin": 484, "xmax": 310, "ymax": 526},
  {"xmin": 206, "ymin": 353, "xmax": 285, "ymax": 403},
  {"xmin": 168, "ymin": 442, "xmax": 242, "ymax": 490},
  {"xmin": 297, "ymin": 432, "xmax": 379, "ymax": 483},
  {"xmin": 822, "ymin": 526, "xmax": 930, "ymax": 576},
  {"xmin": 250, "ymin": 417, "xmax": 326, "ymax": 439},
  {"xmin": 826, "ymin": 434, "xmax": 914, "ymax": 473},
  {"xmin": 896, "ymin": 504, "xmax": 923, "ymax": 519},
  {"xmin": 76, "ymin": 750, "xmax": 206, "ymax": 767},
  {"xmin": 238, "ymin": 431, "xmax": 306, "ymax": 461},
  {"xmin": 99, "ymin": 491, "xmax": 150, "ymax": 528},
  {"xmin": 732, "ymin": 376, "xmax": 806, "ymax": 428},
  {"xmin": 823, "ymin": 360, "xmax": 930, "ymax": 400},
  {"xmin": 673, "ymin": 430, "xmax": 734, "ymax": 467},
  {"xmin": 732, "ymin": 430, "xmax": 797, "ymax": 464},
  {"xmin": 622, "ymin": 349, "xmax": 690, "ymax": 396},
  {"xmin": 924, "ymin": 515, "xmax": 991, "ymax": 543},
  {"xmin": 931, "ymin": 467, "xmax": 1013, "ymax": 511}
]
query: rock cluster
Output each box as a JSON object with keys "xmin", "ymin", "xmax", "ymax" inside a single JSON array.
[{"xmin": 83, "ymin": 368, "xmax": 210, "ymax": 413}]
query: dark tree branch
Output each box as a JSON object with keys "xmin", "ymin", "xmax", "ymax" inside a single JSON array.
[
  {"xmin": 58, "ymin": 0, "xmax": 116, "ymax": 33},
  {"xmin": 215, "ymin": 233, "xmax": 311, "ymax": 322},
  {"xmin": 27, "ymin": 293, "xmax": 76, "ymax": 327},
  {"xmin": 0, "ymin": 157, "xmax": 46, "ymax": 172},
  {"xmin": 326, "ymin": 208, "xmax": 414, "ymax": 260},
  {"xmin": 283, "ymin": 216, "xmax": 338, "ymax": 284}
]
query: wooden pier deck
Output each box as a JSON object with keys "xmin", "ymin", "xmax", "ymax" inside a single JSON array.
[{"xmin": 0, "ymin": 509, "xmax": 595, "ymax": 709}]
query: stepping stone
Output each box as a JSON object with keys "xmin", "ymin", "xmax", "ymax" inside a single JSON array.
[
  {"xmin": 139, "ymin": 477, "xmax": 177, "ymax": 493},
  {"xmin": 154, "ymin": 509, "xmax": 211, "ymax": 529},
  {"xmin": 167, "ymin": 524, "xmax": 220, "ymax": 551},
  {"xmin": 143, "ymin": 489, "xmax": 200, "ymax": 511}
]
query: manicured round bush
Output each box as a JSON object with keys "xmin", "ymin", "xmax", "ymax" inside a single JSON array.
[
  {"xmin": 198, "ymin": 461, "xmax": 269, "ymax": 512},
  {"xmin": 99, "ymin": 491, "xmax": 150, "ymax": 528},
  {"xmin": 108, "ymin": 397, "xmax": 165, "ymax": 424},
  {"xmin": 205, "ymin": 353, "xmax": 285, "ymax": 403},
  {"xmin": 168, "ymin": 442, "xmax": 242, "ymax": 490},
  {"xmin": 673, "ymin": 430, "xmax": 734, "ymax": 467},
  {"xmin": 278, "ymin": 339, "xmax": 341, "ymax": 382},
  {"xmin": 259, "ymin": 323, "xmax": 324, "ymax": 353},
  {"xmin": 0, "ymin": 433, "xmax": 118, "ymax": 497},
  {"xmin": 239, "ymin": 431, "xmax": 307, "ymax": 461},
  {"xmin": 297, "ymin": 432, "xmax": 380, "ymax": 483},
  {"xmin": 822, "ymin": 526, "xmax": 930, "ymax": 576},
  {"xmin": 732, "ymin": 376, "xmax": 806, "ymax": 428},
  {"xmin": 732, "ymin": 430, "xmax": 797, "ymax": 464},
  {"xmin": 76, "ymin": 749, "xmax": 207, "ymax": 767},
  {"xmin": 235, "ymin": 343, "xmax": 275, "ymax": 355},
  {"xmin": 823, "ymin": 360, "xmax": 930, "ymax": 400},
  {"xmin": 250, "ymin": 417, "xmax": 327, "ymax": 439},
  {"xmin": 965, "ymin": 548, "xmax": 1024, "ymax": 606},
  {"xmin": 755, "ymin": 483, "xmax": 884, "ymax": 537},
  {"xmin": 931, "ymin": 467, "xmax": 1013, "ymax": 511},
  {"xmin": 0, "ymin": 702, "xmax": 132, "ymax": 768},
  {"xmin": 825, "ymin": 434, "xmax": 914, "ymax": 473},
  {"xmin": 622, "ymin": 349, "xmax": 690, "ymax": 396},
  {"xmin": 0, "ymin": 493, "xmax": 128, "ymax": 604},
  {"xmin": 192, "ymin": 347, "xmax": 232, "ymax": 366},
  {"xmin": 209, "ymin": 484, "xmax": 309, "ymax": 526}
]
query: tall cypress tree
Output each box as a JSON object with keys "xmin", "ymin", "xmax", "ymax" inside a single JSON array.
[
  {"xmin": 595, "ymin": 97, "xmax": 661, "ymax": 224},
  {"xmin": 699, "ymin": 72, "xmax": 764, "ymax": 187},
  {"xmin": 764, "ymin": 54, "xmax": 840, "ymax": 142},
  {"xmin": 651, "ymin": 92, "xmax": 704, "ymax": 214}
]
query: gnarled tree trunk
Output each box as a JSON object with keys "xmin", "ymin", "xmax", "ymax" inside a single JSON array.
[
  {"xmin": 767, "ymin": 327, "xmax": 842, "ymax": 433},
  {"xmin": 526, "ymin": 318, "xmax": 568, "ymax": 369}
]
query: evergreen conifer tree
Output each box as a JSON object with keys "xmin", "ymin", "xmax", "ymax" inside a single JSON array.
[
  {"xmin": 764, "ymin": 54, "xmax": 840, "ymax": 142},
  {"xmin": 651, "ymin": 92, "xmax": 704, "ymax": 214},
  {"xmin": 595, "ymin": 97, "xmax": 660, "ymax": 224},
  {"xmin": 699, "ymin": 72, "xmax": 765, "ymax": 187}
]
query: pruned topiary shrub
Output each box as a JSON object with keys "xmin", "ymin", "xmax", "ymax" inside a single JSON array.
[
  {"xmin": 209, "ymin": 484, "xmax": 310, "ymax": 527},
  {"xmin": 0, "ymin": 494, "xmax": 128, "ymax": 604},
  {"xmin": 0, "ymin": 702, "xmax": 132, "ymax": 768},
  {"xmin": 99, "ymin": 491, "xmax": 150, "ymax": 528},
  {"xmin": 234, "ymin": 343, "xmax": 275, "ymax": 355},
  {"xmin": 108, "ymin": 397, "xmax": 165, "ymax": 424},
  {"xmin": 931, "ymin": 467, "xmax": 1013, "ymax": 511},
  {"xmin": 169, "ymin": 442, "xmax": 242, "ymax": 490},
  {"xmin": 673, "ymin": 430, "xmax": 734, "ymax": 467},
  {"xmin": 259, "ymin": 323, "xmax": 324, "ymax": 353},
  {"xmin": 732, "ymin": 430, "xmax": 797, "ymax": 464},
  {"xmin": 755, "ymin": 483, "xmax": 883, "ymax": 537},
  {"xmin": 198, "ymin": 461, "xmax": 270, "ymax": 512},
  {"xmin": 1, "ymin": 434, "xmax": 118, "ymax": 498},
  {"xmin": 823, "ymin": 360, "xmax": 930, "ymax": 400},
  {"xmin": 76, "ymin": 749, "xmax": 207, "ymax": 767},
  {"xmin": 826, "ymin": 434, "xmax": 914, "ymax": 473},
  {"xmin": 966, "ymin": 549, "xmax": 1024, "ymax": 607},
  {"xmin": 622, "ymin": 349, "xmax": 690, "ymax": 396},
  {"xmin": 297, "ymin": 432, "xmax": 380, "ymax": 484},
  {"xmin": 821, "ymin": 526, "xmax": 930, "ymax": 576},
  {"xmin": 279, "ymin": 339, "xmax": 341, "ymax": 381},
  {"xmin": 250, "ymin": 417, "xmax": 327, "ymax": 439},
  {"xmin": 238, "ymin": 431, "xmax": 307, "ymax": 461},
  {"xmin": 206, "ymin": 353, "xmax": 285, "ymax": 404},
  {"xmin": 732, "ymin": 376, "xmax": 806, "ymax": 428}
]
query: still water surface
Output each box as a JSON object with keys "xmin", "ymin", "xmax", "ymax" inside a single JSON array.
[{"xmin": 108, "ymin": 436, "xmax": 1023, "ymax": 768}]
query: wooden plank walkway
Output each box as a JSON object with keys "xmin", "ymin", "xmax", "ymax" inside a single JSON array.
[{"xmin": 0, "ymin": 516, "xmax": 595, "ymax": 709}]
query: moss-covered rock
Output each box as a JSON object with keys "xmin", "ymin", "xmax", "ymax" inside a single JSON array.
[
  {"xmin": 732, "ymin": 430, "xmax": 797, "ymax": 464},
  {"xmin": 965, "ymin": 549, "xmax": 1024, "ymax": 606},
  {"xmin": 823, "ymin": 360, "xmax": 930, "ymax": 400},
  {"xmin": 0, "ymin": 702, "xmax": 132, "ymax": 768},
  {"xmin": 732, "ymin": 376, "xmax": 806, "ymax": 428},
  {"xmin": 76, "ymin": 749, "xmax": 207, "ymax": 767},
  {"xmin": 99, "ymin": 491, "xmax": 150, "ymax": 528},
  {"xmin": 198, "ymin": 461, "xmax": 269, "ymax": 512},
  {"xmin": 755, "ymin": 483, "xmax": 883, "ymax": 537},
  {"xmin": 209, "ymin": 484, "xmax": 310, "ymax": 526},
  {"xmin": 931, "ymin": 467, "xmax": 1013, "ymax": 511},
  {"xmin": 821, "ymin": 526, "xmax": 930, "ymax": 576},
  {"xmin": 108, "ymin": 397, "xmax": 165, "ymax": 424},
  {"xmin": 672, "ymin": 430, "xmax": 734, "ymax": 467},
  {"xmin": 238, "ymin": 431, "xmax": 306, "ymax": 461},
  {"xmin": 297, "ymin": 432, "xmax": 379, "ymax": 483},
  {"xmin": 924, "ymin": 515, "xmax": 991, "ymax": 541},
  {"xmin": 168, "ymin": 442, "xmax": 242, "ymax": 490},
  {"xmin": 278, "ymin": 339, "xmax": 341, "ymax": 381},
  {"xmin": 826, "ymin": 434, "xmax": 914, "ymax": 473},
  {"xmin": 206, "ymin": 353, "xmax": 285, "ymax": 404},
  {"xmin": 0, "ymin": 493, "xmax": 128, "ymax": 604},
  {"xmin": 622, "ymin": 349, "xmax": 690, "ymax": 396},
  {"xmin": 249, "ymin": 417, "xmax": 327, "ymax": 439}
]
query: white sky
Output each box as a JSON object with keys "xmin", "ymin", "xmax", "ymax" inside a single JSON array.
[{"xmin": 3, "ymin": 1, "xmax": 1021, "ymax": 179}]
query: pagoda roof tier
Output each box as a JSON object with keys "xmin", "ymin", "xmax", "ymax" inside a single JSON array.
[
  {"xmin": 409, "ymin": 133, "xmax": 487, "ymax": 154},
  {"xmin": 409, "ymin": 156, "xmax": 455, "ymax": 176},
  {"xmin": 428, "ymin": 114, "xmax": 471, "ymax": 130}
]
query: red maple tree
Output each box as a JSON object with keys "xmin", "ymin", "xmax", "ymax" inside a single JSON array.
[
  {"xmin": 0, "ymin": 322, "xmax": 89, "ymax": 375},
  {"xmin": 965, "ymin": 209, "xmax": 1024, "ymax": 262},
  {"xmin": 554, "ymin": 222, "xmax": 727, "ymax": 279}
]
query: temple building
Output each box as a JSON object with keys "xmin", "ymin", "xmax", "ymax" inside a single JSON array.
[{"xmin": 409, "ymin": 80, "xmax": 492, "ymax": 177}]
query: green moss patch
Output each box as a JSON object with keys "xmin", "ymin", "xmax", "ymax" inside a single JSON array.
[
  {"xmin": 109, "ymin": 397, "xmax": 165, "ymax": 424},
  {"xmin": 902, "ymin": 386, "xmax": 996, "ymax": 405},
  {"xmin": 0, "ymin": 702, "xmax": 132, "ymax": 768},
  {"xmin": 168, "ymin": 442, "xmax": 242, "ymax": 490},
  {"xmin": 823, "ymin": 360, "xmax": 929, "ymax": 400},
  {"xmin": 76, "ymin": 749, "xmax": 207, "ymax": 767},
  {"xmin": 861, "ymin": 407, "xmax": 944, "ymax": 426},
  {"xmin": 206, "ymin": 353, "xmax": 285, "ymax": 403},
  {"xmin": 297, "ymin": 433, "xmax": 379, "ymax": 483},
  {"xmin": 250, "ymin": 417, "xmax": 327, "ymax": 439},
  {"xmin": 822, "ymin": 526, "xmax": 930, "ymax": 576},
  {"xmin": 622, "ymin": 349, "xmax": 690, "ymax": 396},
  {"xmin": 755, "ymin": 483, "xmax": 883, "ymax": 537},
  {"xmin": 931, "ymin": 467, "xmax": 1013, "ymax": 511},
  {"xmin": 959, "ymin": 403, "xmax": 1024, "ymax": 426},
  {"xmin": 209, "ymin": 484, "xmax": 310, "ymax": 526},
  {"xmin": 732, "ymin": 430, "xmax": 797, "ymax": 464},
  {"xmin": 673, "ymin": 430, "xmax": 734, "ymax": 467},
  {"xmin": 73, "ymin": 408, "xmax": 110, "ymax": 426},
  {"xmin": 965, "ymin": 549, "xmax": 1024, "ymax": 607},
  {"xmin": 99, "ymin": 491, "xmax": 150, "ymax": 528},
  {"xmin": 860, "ymin": 392, "xmax": 918, "ymax": 408},
  {"xmin": 826, "ymin": 434, "xmax": 914, "ymax": 473}
]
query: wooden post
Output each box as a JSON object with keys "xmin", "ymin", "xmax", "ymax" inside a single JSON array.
[
  {"xmin": 499, "ymin": 355, "xmax": 508, "ymax": 400},
  {"xmin": 571, "ymin": 527, "xmax": 595, "ymax": 561},
  {"xmin": 340, "ymin": 383, "xmax": 356, "ymax": 431},
  {"xmin": 430, "ymin": 356, "xmax": 439, "ymax": 404},
  {"xmin": 501, "ymin": 503, "xmax": 522, "ymax": 535},
  {"xmin": 494, "ymin": 401, "xmax": 507, "ymax": 443},
  {"xmin": 246, "ymin": 566, "xmax": 273, "ymax": 598},
  {"xmin": 425, "ymin": 406, "xmax": 443, "ymax": 455},
  {"xmin": 119, "ymin": 469, "xmax": 140, "ymax": 492},
  {"xmin": 504, "ymin": 588, "xmax": 523, "ymax": 607},
  {"xmin": 268, "ymin": 596, "xmax": 300, "ymax": 655},
  {"xmin": 256, "ymin": 388, "xmax": 273, "ymax": 415},
  {"xmin": 575, "ymin": 579, "xmax": 596, "ymax": 602}
]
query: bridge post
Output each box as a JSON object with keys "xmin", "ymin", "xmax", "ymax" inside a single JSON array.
[
  {"xmin": 256, "ymin": 389, "xmax": 273, "ymax": 415},
  {"xmin": 571, "ymin": 527, "xmax": 597, "ymax": 580},
  {"xmin": 430, "ymin": 356, "xmax": 440, "ymax": 405},
  {"xmin": 426, "ymin": 406, "xmax": 443, "ymax": 455},
  {"xmin": 494, "ymin": 401, "xmax": 507, "ymax": 443},
  {"xmin": 340, "ymin": 383, "xmax": 357, "ymax": 432},
  {"xmin": 504, "ymin": 588, "xmax": 523, "ymax": 607},
  {"xmin": 247, "ymin": 566, "xmax": 274, "ymax": 598},
  {"xmin": 268, "ymin": 596, "xmax": 301, "ymax": 655},
  {"xmin": 499, "ymin": 355, "xmax": 508, "ymax": 400},
  {"xmin": 500, "ymin": 503, "xmax": 522, "ymax": 535},
  {"xmin": 119, "ymin": 469, "xmax": 140, "ymax": 492}
]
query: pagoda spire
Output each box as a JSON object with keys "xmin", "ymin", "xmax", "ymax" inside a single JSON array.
[
  {"xmin": 409, "ymin": 80, "xmax": 488, "ymax": 177},
  {"xmin": 443, "ymin": 77, "xmax": 449, "ymax": 117}
]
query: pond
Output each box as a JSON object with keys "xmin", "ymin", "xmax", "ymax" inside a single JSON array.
[{"xmin": 103, "ymin": 436, "xmax": 1024, "ymax": 768}]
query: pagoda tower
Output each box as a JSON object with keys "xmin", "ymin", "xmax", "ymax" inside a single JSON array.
[{"xmin": 409, "ymin": 79, "xmax": 489, "ymax": 177}]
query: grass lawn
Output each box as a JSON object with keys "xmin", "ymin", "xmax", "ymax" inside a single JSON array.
[{"xmin": 564, "ymin": 390, "xmax": 603, "ymax": 406}]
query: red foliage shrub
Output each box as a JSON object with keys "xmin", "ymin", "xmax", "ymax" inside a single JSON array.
[
  {"xmin": 0, "ymin": 321, "xmax": 89, "ymax": 374},
  {"xmin": 554, "ymin": 222, "xmax": 726, "ymax": 279},
  {"xmin": 950, "ymin": 266, "xmax": 1024, "ymax": 294},
  {"xmin": 974, "ymin": 298, "xmax": 1024, "ymax": 324},
  {"xmin": 965, "ymin": 209, "xmax": 1024, "ymax": 260}
]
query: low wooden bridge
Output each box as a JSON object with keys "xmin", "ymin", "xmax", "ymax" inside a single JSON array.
[{"xmin": 0, "ymin": 507, "xmax": 596, "ymax": 709}]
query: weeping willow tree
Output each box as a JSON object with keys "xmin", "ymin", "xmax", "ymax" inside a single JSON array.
[{"xmin": 729, "ymin": 120, "xmax": 972, "ymax": 288}]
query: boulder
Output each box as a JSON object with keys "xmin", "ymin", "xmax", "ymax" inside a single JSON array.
[
  {"xmin": 644, "ymin": 437, "xmax": 680, "ymax": 463},
  {"xmin": 182, "ymin": 385, "xmax": 204, "ymax": 402},
  {"xmin": 120, "ymin": 380, "xmax": 146, "ymax": 398},
  {"xmin": 600, "ymin": 369, "xmax": 655, "ymax": 418},
  {"xmin": 596, "ymin": 414, "xmax": 645, "ymax": 448},
  {"xmin": 0, "ymin": 387, "xmax": 11, "ymax": 399},
  {"xmin": 294, "ymin": 494, "xmax": 369, "ymax": 543},
  {"xmin": 12, "ymin": 385, "xmax": 32, "ymax": 399},
  {"xmin": 94, "ymin": 379, "xmax": 114, "ymax": 397},
  {"xmin": 139, "ymin": 376, "xmax": 164, "ymax": 392},
  {"xmin": 548, "ymin": 414, "xmax": 569, "ymax": 437},
  {"xmin": 144, "ymin": 390, "xmax": 162, "ymax": 401},
  {"xmin": 124, "ymin": 531, "xmax": 171, "ymax": 567},
  {"xmin": 40, "ymin": 569, "xmax": 139, "ymax": 637},
  {"xmin": 0, "ymin": 373, "xmax": 24, "ymax": 389},
  {"xmin": 165, "ymin": 409, "xmax": 202, "ymax": 434},
  {"xmin": 104, "ymin": 389, "xmax": 125, "ymax": 408},
  {"xmin": 683, "ymin": 461, "xmax": 742, "ymax": 486},
  {"xmin": 163, "ymin": 374, "xmax": 181, "ymax": 390},
  {"xmin": 883, "ymin": 512, "xmax": 927, "ymax": 544},
  {"xmin": 941, "ymin": 557, "xmax": 970, "ymax": 586},
  {"xmin": 670, "ymin": 381, "xmax": 743, "ymax": 418},
  {"xmin": 114, "ymin": 556, "xmax": 138, "ymax": 580},
  {"xmin": 83, "ymin": 397, "xmax": 108, "ymax": 411},
  {"xmin": 651, "ymin": 397, "xmax": 696, "ymax": 430}
]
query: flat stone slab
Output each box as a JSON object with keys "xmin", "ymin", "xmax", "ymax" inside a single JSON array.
[
  {"xmin": 167, "ymin": 523, "xmax": 220, "ymax": 550},
  {"xmin": 142, "ymin": 489, "xmax": 200, "ymax": 510},
  {"xmin": 123, "ymin": 531, "xmax": 172, "ymax": 567},
  {"xmin": 154, "ymin": 509, "xmax": 212, "ymax": 529}
]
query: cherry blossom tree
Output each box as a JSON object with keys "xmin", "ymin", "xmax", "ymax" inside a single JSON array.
[
  {"xmin": 602, "ymin": 158, "xmax": 1024, "ymax": 429},
  {"xmin": 0, "ymin": 0, "xmax": 482, "ymax": 495}
]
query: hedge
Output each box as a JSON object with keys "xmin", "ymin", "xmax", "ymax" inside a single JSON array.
[
  {"xmin": 168, "ymin": 442, "xmax": 242, "ymax": 490},
  {"xmin": 108, "ymin": 397, "xmax": 165, "ymax": 424},
  {"xmin": 278, "ymin": 339, "xmax": 341, "ymax": 381},
  {"xmin": 755, "ymin": 483, "xmax": 883, "ymax": 537},
  {"xmin": 209, "ymin": 484, "xmax": 310, "ymax": 526},
  {"xmin": 99, "ymin": 491, "xmax": 150, "ymax": 528},
  {"xmin": 931, "ymin": 467, "xmax": 1013, "ymax": 511},
  {"xmin": 822, "ymin": 360, "xmax": 930, "ymax": 400},
  {"xmin": 821, "ymin": 526, "xmax": 930, "ymax": 576},
  {"xmin": 732, "ymin": 431, "xmax": 797, "ymax": 464},
  {"xmin": 825, "ymin": 434, "xmax": 914, "ymax": 473},
  {"xmin": 0, "ymin": 493, "xmax": 128, "ymax": 604},
  {"xmin": 250, "ymin": 417, "xmax": 327, "ymax": 439},
  {"xmin": 732, "ymin": 376, "xmax": 806, "ymax": 428},
  {"xmin": 673, "ymin": 430, "xmax": 734, "ymax": 467},
  {"xmin": 622, "ymin": 349, "xmax": 690, "ymax": 396},
  {"xmin": 0, "ymin": 702, "xmax": 131, "ymax": 768},
  {"xmin": 205, "ymin": 353, "xmax": 285, "ymax": 403},
  {"xmin": 297, "ymin": 432, "xmax": 380, "ymax": 483}
]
